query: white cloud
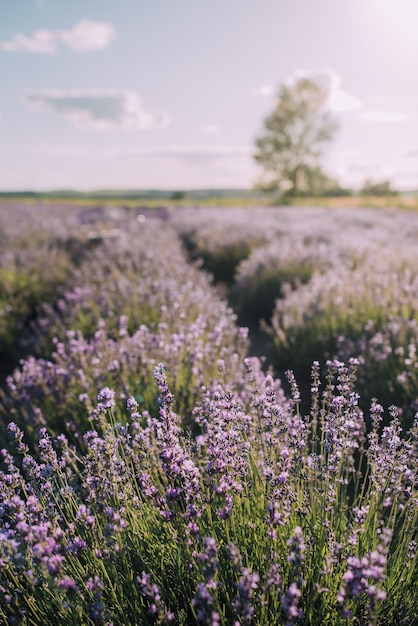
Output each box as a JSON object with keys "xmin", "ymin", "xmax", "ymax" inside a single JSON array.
[
  {"xmin": 255, "ymin": 84, "xmax": 275, "ymax": 98},
  {"xmin": 358, "ymin": 110, "xmax": 409, "ymax": 123},
  {"xmin": 325, "ymin": 73, "xmax": 364, "ymax": 113},
  {"xmin": 58, "ymin": 21, "xmax": 115, "ymax": 51},
  {"xmin": 0, "ymin": 29, "xmax": 56, "ymax": 53},
  {"xmin": 24, "ymin": 89, "xmax": 171, "ymax": 131},
  {"xmin": 286, "ymin": 68, "xmax": 364, "ymax": 113},
  {"xmin": 0, "ymin": 20, "xmax": 115, "ymax": 54}
]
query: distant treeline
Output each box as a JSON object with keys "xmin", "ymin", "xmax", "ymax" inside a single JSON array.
[{"xmin": 0, "ymin": 188, "xmax": 267, "ymax": 201}]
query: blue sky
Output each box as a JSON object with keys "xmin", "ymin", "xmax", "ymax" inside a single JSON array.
[{"xmin": 0, "ymin": 0, "xmax": 417, "ymax": 190}]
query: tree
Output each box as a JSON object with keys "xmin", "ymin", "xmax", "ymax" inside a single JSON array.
[{"xmin": 254, "ymin": 77, "xmax": 338, "ymax": 196}]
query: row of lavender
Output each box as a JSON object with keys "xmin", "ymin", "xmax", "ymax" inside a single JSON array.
[
  {"xmin": 176, "ymin": 205, "xmax": 418, "ymax": 428},
  {"xmin": 1, "ymin": 204, "xmax": 253, "ymax": 447},
  {"xmin": 1, "ymin": 203, "xmax": 417, "ymax": 624}
]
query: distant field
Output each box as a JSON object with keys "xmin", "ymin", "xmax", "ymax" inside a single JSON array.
[
  {"xmin": 0, "ymin": 188, "xmax": 269, "ymax": 209},
  {"xmin": 1, "ymin": 188, "xmax": 417, "ymax": 210}
]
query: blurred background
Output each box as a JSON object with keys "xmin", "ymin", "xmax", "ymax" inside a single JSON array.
[{"xmin": 0, "ymin": 0, "xmax": 417, "ymax": 194}]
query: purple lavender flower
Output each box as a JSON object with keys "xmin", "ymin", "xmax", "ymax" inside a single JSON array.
[
  {"xmin": 338, "ymin": 541, "xmax": 390, "ymax": 622},
  {"xmin": 59, "ymin": 575, "xmax": 77, "ymax": 592},
  {"xmin": 192, "ymin": 582, "xmax": 220, "ymax": 626},
  {"xmin": 76, "ymin": 504, "xmax": 96, "ymax": 527},
  {"xmin": 96, "ymin": 387, "xmax": 116, "ymax": 411},
  {"xmin": 6, "ymin": 422, "xmax": 28, "ymax": 455},
  {"xmin": 194, "ymin": 537, "xmax": 219, "ymax": 590},
  {"xmin": 227, "ymin": 543, "xmax": 259, "ymax": 625},
  {"xmin": 137, "ymin": 571, "xmax": 174, "ymax": 623},
  {"xmin": 233, "ymin": 568, "xmax": 260, "ymax": 625},
  {"xmin": 287, "ymin": 526, "xmax": 306, "ymax": 584},
  {"xmin": 127, "ymin": 396, "xmax": 139, "ymax": 414},
  {"xmin": 86, "ymin": 575, "xmax": 104, "ymax": 594},
  {"xmin": 153, "ymin": 363, "xmax": 174, "ymax": 409},
  {"xmin": 282, "ymin": 582, "xmax": 303, "ymax": 625},
  {"xmin": 66, "ymin": 536, "xmax": 87, "ymax": 555},
  {"xmin": 263, "ymin": 563, "xmax": 283, "ymax": 599}
]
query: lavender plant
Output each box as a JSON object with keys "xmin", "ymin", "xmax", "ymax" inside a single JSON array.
[
  {"xmin": 336, "ymin": 315, "xmax": 418, "ymax": 427},
  {"xmin": 269, "ymin": 261, "xmax": 418, "ymax": 426},
  {"xmin": 0, "ymin": 236, "xmax": 74, "ymax": 372},
  {"xmin": 1, "ymin": 317, "xmax": 252, "ymax": 449},
  {"xmin": 0, "ymin": 203, "xmax": 143, "ymax": 372},
  {"xmin": 2, "ymin": 215, "xmax": 262, "ymax": 448},
  {"xmin": 231, "ymin": 237, "xmax": 329, "ymax": 326},
  {"xmin": 176, "ymin": 216, "xmax": 268, "ymax": 285},
  {"xmin": 34, "ymin": 220, "xmax": 214, "ymax": 345},
  {"xmin": 1, "ymin": 360, "xmax": 416, "ymax": 625}
]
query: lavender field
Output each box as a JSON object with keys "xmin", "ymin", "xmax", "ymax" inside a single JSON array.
[{"xmin": 1, "ymin": 202, "xmax": 417, "ymax": 625}]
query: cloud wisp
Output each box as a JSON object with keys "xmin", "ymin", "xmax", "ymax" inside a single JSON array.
[
  {"xmin": 288, "ymin": 70, "xmax": 409, "ymax": 125},
  {"xmin": 106, "ymin": 145, "xmax": 252, "ymax": 159},
  {"xmin": 24, "ymin": 89, "xmax": 171, "ymax": 131},
  {"xmin": 358, "ymin": 110, "xmax": 409, "ymax": 123},
  {"xmin": 107, "ymin": 145, "xmax": 255, "ymax": 186},
  {"xmin": 254, "ymin": 84, "xmax": 275, "ymax": 98},
  {"xmin": 0, "ymin": 20, "xmax": 115, "ymax": 53},
  {"xmin": 286, "ymin": 68, "xmax": 364, "ymax": 113},
  {"xmin": 103, "ymin": 145, "xmax": 253, "ymax": 176}
]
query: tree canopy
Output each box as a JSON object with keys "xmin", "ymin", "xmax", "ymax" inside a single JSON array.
[{"xmin": 254, "ymin": 77, "xmax": 338, "ymax": 196}]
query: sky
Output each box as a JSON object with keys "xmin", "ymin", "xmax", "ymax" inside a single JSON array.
[{"xmin": 0, "ymin": 0, "xmax": 417, "ymax": 191}]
